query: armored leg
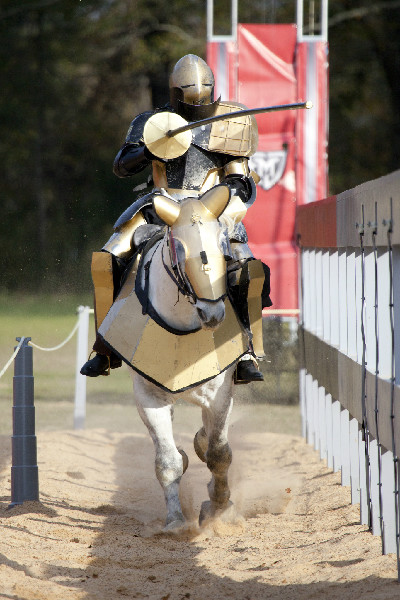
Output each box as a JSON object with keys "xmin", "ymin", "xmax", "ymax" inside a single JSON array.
[
  {"xmin": 81, "ymin": 251, "xmax": 125, "ymax": 377},
  {"xmin": 227, "ymin": 243, "xmax": 267, "ymax": 384},
  {"xmin": 81, "ymin": 210, "xmax": 161, "ymax": 378}
]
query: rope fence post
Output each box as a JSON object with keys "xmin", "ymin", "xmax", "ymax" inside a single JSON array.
[
  {"xmin": 10, "ymin": 337, "xmax": 39, "ymax": 507},
  {"xmin": 74, "ymin": 305, "xmax": 92, "ymax": 429}
]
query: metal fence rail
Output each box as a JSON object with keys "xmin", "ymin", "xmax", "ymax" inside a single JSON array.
[{"xmin": 297, "ymin": 169, "xmax": 400, "ymax": 580}]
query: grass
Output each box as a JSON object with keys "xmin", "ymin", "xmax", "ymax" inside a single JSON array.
[
  {"xmin": 0, "ymin": 292, "xmax": 133, "ymax": 404},
  {"xmin": 0, "ymin": 293, "xmax": 301, "ymax": 435}
]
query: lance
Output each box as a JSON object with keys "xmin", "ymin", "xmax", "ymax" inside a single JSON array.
[
  {"xmin": 143, "ymin": 100, "xmax": 313, "ymax": 160},
  {"xmin": 167, "ymin": 100, "xmax": 313, "ymax": 137}
]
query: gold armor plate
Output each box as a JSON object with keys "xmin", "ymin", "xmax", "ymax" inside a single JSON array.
[
  {"xmin": 207, "ymin": 102, "xmax": 258, "ymax": 157},
  {"xmin": 98, "ymin": 263, "xmax": 250, "ymax": 393},
  {"xmin": 98, "ymin": 254, "xmax": 266, "ymax": 393},
  {"xmin": 91, "ymin": 252, "xmax": 114, "ymax": 330},
  {"xmin": 246, "ymin": 259, "xmax": 266, "ymax": 358}
]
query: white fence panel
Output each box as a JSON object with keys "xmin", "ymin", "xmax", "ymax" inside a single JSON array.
[{"xmin": 297, "ymin": 170, "xmax": 400, "ymax": 580}]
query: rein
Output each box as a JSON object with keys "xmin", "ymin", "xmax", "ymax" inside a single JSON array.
[{"xmin": 162, "ymin": 233, "xmax": 195, "ymax": 302}]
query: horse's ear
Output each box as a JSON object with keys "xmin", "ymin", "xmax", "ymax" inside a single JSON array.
[
  {"xmin": 220, "ymin": 194, "xmax": 247, "ymax": 224},
  {"xmin": 201, "ymin": 185, "xmax": 230, "ymax": 218},
  {"xmin": 153, "ymin": 194, "xmax": 181, "ymax": 226}
]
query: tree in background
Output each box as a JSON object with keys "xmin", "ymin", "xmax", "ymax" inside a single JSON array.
[
  {"xmin": 328, "ymin": 0, "xmax": 400, "ymax": 192},
  {"xmin": 1, "ymin": 0, "xmax": 400, "ymax": 292},
  {"xmin": 0, "ymin": 0, "xmax": 205, "ymax": 293}
]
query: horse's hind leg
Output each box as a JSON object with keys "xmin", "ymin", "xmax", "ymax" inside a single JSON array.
[{"xmin": 134, "ymin": 389, "xmax": 186, "ymax": 530}]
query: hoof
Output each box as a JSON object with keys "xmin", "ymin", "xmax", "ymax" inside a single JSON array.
[
  {"xmin": 199, "ymin": 500, "xmax": 234, "ymax": 526},
  {"xmin": 163, "ymin": 517, "xmax": 186, "ymax": 532},
  {"xmin": 178, "ymin": 448, "xmax": 189, "ymax": 474}
]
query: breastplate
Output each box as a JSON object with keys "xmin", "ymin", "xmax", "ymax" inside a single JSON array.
[{"xmin": 164, "ymin": 145, "xmax": 228, "ymax": 191}]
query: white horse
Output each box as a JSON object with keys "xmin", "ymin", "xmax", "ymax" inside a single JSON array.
[{"xmin": 105, "ymin": 184, "xmax": 261, "ymax": 530}]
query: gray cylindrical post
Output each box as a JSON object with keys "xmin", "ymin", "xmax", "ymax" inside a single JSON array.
[{"xmin": 9, "ymin": 337, "xmax": 39, "ymax": 507}]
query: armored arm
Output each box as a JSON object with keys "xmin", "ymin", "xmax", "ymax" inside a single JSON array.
[
  {"xmin": 113, "ymin": 111, "xmax": 155, "ymax": 178},
  {"xmin": 223, "ymin": 157, "xmax": 257, "ymax": 207},
  {"xmin": 113, "ymin": 145, "xmax": 150, "ymax": 177}
]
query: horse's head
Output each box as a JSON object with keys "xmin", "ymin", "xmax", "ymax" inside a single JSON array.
[{"xmin": 153, "ymin": 185, "xmax": 247, "ymax": 330}]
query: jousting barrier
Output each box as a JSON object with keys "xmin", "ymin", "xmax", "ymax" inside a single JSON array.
[{"xmin": 296, "ymin": 169, "xmax": 400, "ymax": 580}]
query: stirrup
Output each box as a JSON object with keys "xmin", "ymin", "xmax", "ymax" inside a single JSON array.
[
  {"xmin": 88, "ymin": 350, "xmax": 110, "ymax": 375},
  {"xmin": 234, "ymin": 357, "xmax": 264, "ymax": 385},
  {"xmin": 80, "ymin": 352, "xmax": 111, "ymax": 377}
]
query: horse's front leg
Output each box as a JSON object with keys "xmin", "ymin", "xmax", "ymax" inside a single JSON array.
[
  {"xmin": 133, "ymin": 377, "xmax": 186, "ymax": 530},
  {"xmin": 199, "ymin": 391, "xmax": 234, "ymax": 523}
]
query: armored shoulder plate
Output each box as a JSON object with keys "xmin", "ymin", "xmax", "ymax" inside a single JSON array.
[
  {"xmin": 125, "ymin": 111, "xmax": 156, "ymax": 145},
  {"xmin": 192, "ymin": 101, "xmax": 258, "ymax": 157},
  {"xmin": 125, "ymin": 105, "xmax": 175, "ymax": 145},
  {"xmin": 113, "ymin": 192, "xmax": 155, "ymax": 230}
]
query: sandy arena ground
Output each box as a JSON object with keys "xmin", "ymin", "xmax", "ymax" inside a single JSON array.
[{"xmin": 0, "ymin": 405, "xmax": 398, "ymax": 600}]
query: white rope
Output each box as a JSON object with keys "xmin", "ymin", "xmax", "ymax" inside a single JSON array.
[
  {"xmin": 0, "ymin": 306, "xmax": 94, "ymax": 378},
  {"xmin": 0, "ymin": 337, "xmax": 26, "ymax": 379},
  {"xmin": 28, "ymin": 317, "xmax": 81, "ymax": 352}
]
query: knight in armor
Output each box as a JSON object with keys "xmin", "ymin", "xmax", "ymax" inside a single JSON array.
[{"xmin": 81, "ymin": 54, "xmax": 271, "ymax": 382}]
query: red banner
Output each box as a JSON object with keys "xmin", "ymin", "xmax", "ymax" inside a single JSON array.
[{"xmin": 208, "ymin": 24, "xmax": 328, "ymax": 314}]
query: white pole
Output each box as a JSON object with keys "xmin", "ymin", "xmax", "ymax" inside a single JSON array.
[
  {"xmin": 296, "ymin": 0, "xmax": 328, "ymax": 41},
  {"xmin": 207, "ymin": 0, "xmax": 238, "ymax": 42},
  {"xmin": 74, "ymin": 306, "xmax": 91, "ymax": 429}
]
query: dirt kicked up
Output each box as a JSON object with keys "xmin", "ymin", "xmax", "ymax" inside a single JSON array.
[{"xmin": 0, "ymin": 407, "xmax": 398, "ymax": 600}]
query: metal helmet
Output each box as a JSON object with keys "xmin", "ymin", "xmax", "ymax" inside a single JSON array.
[{"xmin": 169, "ymin": 54, "xmax": 219, "ymax": 119}]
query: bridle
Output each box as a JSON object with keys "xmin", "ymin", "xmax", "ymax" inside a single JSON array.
[
  {"xmin": 135, "ymin": 224, "xmax": 230, "ymax": 336},
  {"xmin": 163, "ymin": 228, "xmax": 229, "ymax": 305},
  {"xmin": 135, "ymin": 231, "xmax": 201, "ymax": 335},
  {"xmin": 162, "ymin": 230, "xmax": 196, "ymax": 303}
]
